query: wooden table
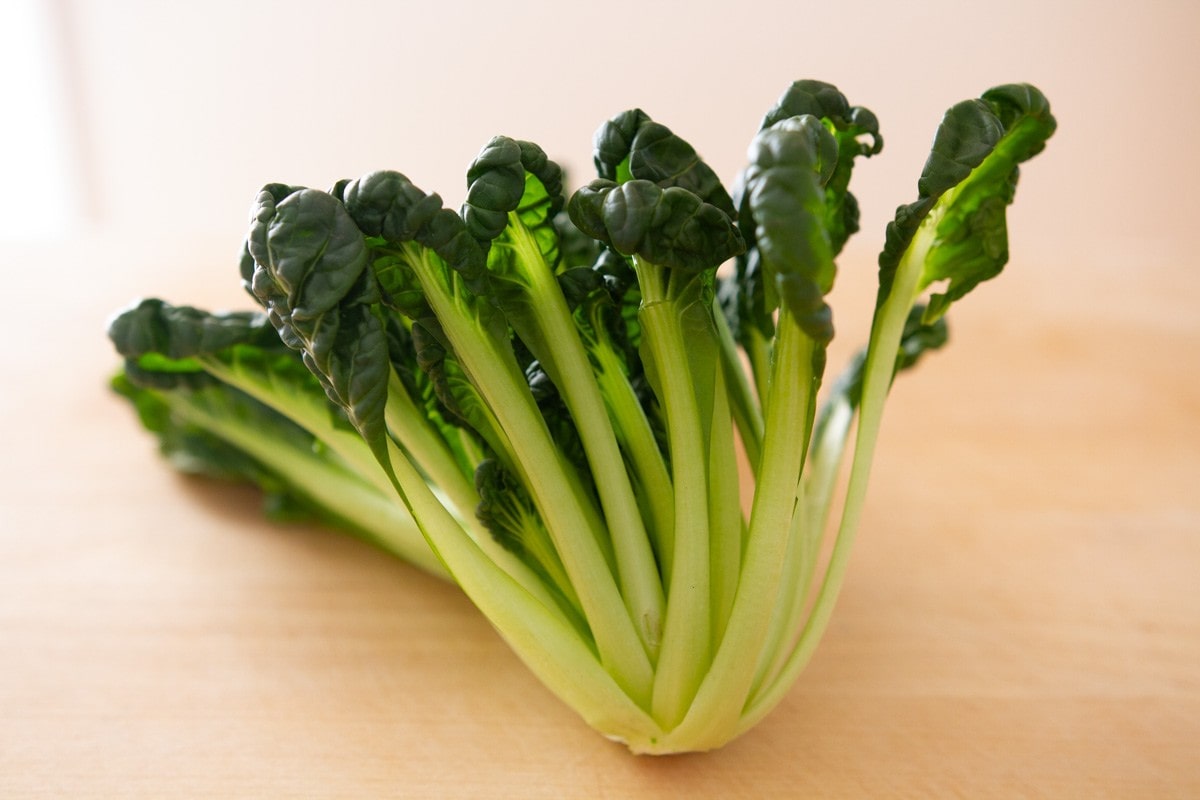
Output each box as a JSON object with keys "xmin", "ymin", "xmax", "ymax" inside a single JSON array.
[{"xmin": 2, "ymin": 236, "xmax": 1197, "ymax": 797}]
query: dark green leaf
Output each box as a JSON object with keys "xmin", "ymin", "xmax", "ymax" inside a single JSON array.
[
  {"xmin": 567, "ymin": 179, "xmax": 744, "ymax": 273},
  {"xmin": 738, "ymin": 115, "xmax": 838, "ymax": 343},
  {"xmin": 462, "ymin": 136, "xmax": 565, "ymax": 256},
  {"xmin": 593, "ymin": 109, "xmax": 735, "ymax": 218},
  {"xmin": 877, "ymin": 83, "xmax": 1056, "ymax": 319},
  {"xmin": 244, "ymin": 186, "xmax": 393, "ymax": 460}
]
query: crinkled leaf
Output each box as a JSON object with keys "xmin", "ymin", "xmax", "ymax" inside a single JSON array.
[
  {"xmin": 567, "ymin": 179, "xmax": 744, "ymax": 273},
  {"xmin": 727, "ymin": 80, "xmax": 882, "ymax": 348},
  {"xmin": 109, "ymin": 298, "xmax": 284, "ymax": 362},
  {"xmin": 244, "ymin": 187, "xmax": 392, "ymax": 461},
  {"xmin": 738, "ymin": 115, "xmax": 838, "ymax": 343},
  {"xmin": 594, "ymin": 109, "xmax": 735, "ymax": 218},
  {"xmin": 753, "ymin": 79, "xmax": 882, "ymax": 254},
  {"xmin": 107, "ymin": 298, "xmax": 314, "ymax": 396},
  {"xmin": 878, "ymin": 83, "xmax": 1057, "ymax": 320},
  {"xmin": 463, "ymin": 136, "xmax": 565, "ymax": 264},
  {"xmin": 343, "ymin": 170, "xmax": 490, "ymax": 301}
]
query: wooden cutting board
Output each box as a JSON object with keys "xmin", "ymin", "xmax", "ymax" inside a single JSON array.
[{"xmin": 1, "ymin": 242, "xmax": 1196, "ymax": 798}]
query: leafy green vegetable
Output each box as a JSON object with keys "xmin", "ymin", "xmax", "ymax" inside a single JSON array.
[
  {"xmin": 108, "ymin": 80, "xmax": 1054, "ymax": 753},
  {"xmin": 108, "ymin": 298, "xmax": 447, "ymax": 575}
]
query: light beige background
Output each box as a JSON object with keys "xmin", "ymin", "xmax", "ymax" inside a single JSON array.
[
  {"xmin": 3, "ymin": 1, "xmax": 1198, "ymax": 797},
  {"xmin": 28, "ymin": 0, "xmax": 1200, "ymax": 280}
]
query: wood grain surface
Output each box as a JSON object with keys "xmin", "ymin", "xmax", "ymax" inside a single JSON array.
[{"xmin": 2, "ymin": 237, "xmax": 1196, "ymax": 798}]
